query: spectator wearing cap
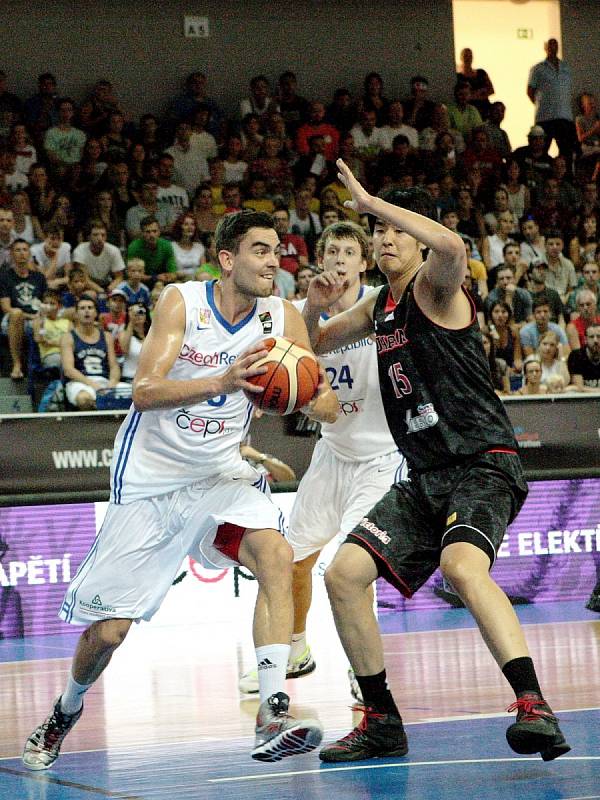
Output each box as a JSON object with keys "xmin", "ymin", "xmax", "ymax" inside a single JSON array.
[
  {"xmin": 527, "ymin": 38, "xmax": 579, "ymax": 171},
  {"xmin": 512, "ymin": 126, "xmax": 554, "ymax": 190}
]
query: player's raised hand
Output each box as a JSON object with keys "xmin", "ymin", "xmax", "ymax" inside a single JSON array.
[
  {"xmin": 306, "ymin": 269, "xmax": 348, "ymax": 311},
  {"xmin": 336, "ymin": 158, "xmax": 372, "ymax": 214},
  {"xmin": 220, "ymin": 343, "xmax": 268, "ymax": 395}
]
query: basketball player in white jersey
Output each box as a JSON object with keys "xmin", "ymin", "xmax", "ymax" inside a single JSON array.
[
  {"xmin": 23, "ymin": 210, "xmax": 338, "ymax": 770},
  {"xmin": 239, "ymin": 221, "xmax": 406, "ymax": 697}
]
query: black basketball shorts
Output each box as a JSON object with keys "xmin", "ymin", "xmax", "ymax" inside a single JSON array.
[{"xmin": 345, "ymin": 451, "xmax": 528, "ymax": 598}]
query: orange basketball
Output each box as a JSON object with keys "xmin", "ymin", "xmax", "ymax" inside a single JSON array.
[{"xmin": 244, "ymin": 336, "xmax": 320, "ymax": 415}]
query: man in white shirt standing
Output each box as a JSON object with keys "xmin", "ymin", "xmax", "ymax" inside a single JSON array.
[
  {"xmin": 166, "ymin": 122, "xmax": 209, "ymax": 197},
  {"xmin": 156, "ymin": 153, "xmax": 189, "ymax": 217},
  {"xmin": 380, "ymin": 101, "xmax": 418, "ymax": 151}
]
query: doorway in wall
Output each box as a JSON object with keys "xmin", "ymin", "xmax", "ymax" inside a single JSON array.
[{"xmin": 452, "ymin": 0, "xmax": 561, "ymax": 151}]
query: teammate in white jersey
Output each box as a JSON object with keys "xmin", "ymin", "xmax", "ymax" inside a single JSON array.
[
  {"xmin": 239, "ymin": 221, "xmax": 405, "ymax": 696},
  {"xmin": 23, "ymin": 211, "xmax": 338, "ymax": 770}
]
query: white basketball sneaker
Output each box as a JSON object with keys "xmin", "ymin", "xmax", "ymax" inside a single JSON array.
[
  {"xmin": 22, "ymin": 696, "xmax": 83, "ymax": 770},
  {"xmin": 252, "ymin": 691, "xmax": 323, "ymax": 761}
]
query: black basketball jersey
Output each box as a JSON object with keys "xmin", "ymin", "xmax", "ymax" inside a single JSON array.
[
  {"xmin": 72, "ymin": 329, "xmax": 109, "ymax": 379},
  {"xmin": 373, "ymin": 277, "xmax": 517, "ymax": 471}
]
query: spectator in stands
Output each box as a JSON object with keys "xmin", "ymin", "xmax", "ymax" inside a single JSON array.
[
  {"xmin": 568, "ymin": 261, "xmax": 600, "ymax": 314},
  {"xmin": 487, "ymin": 300, "xmax": 523, "ymax": 376},
  {"xmin": 447, "ymin": 81, "xmax": 482, "ymax": 140},
  {"xmin": 460, "ymin": 126, "xmax": 502, "ymax": 191},
  {"xmin": 239, "ymin": 113, "xmax": 264, "ymax": 163},
  {"xmin": 293, "ymin": 134, "xmax": 336, "ymax": 192},
  {"xmin": 0, "ymin": 207, "xmax": 16, "ymax": 269},
  {"xmin": 402, "ymin": 75, "xmax": 436, "ymax": 131},
  {"xmin": 0, "ymin": 239, "xmax": 47, "ymax": 378},
  {"xmin": 526, "ymin": 262, "xmax": 565, "ymax": 325},
  {"xmin": 78, "ymin": 138, "xmax": 108, "ymax": 189},
  {"xmin": 220, "ymin": 134, "xmax": 248, "ymax": 186},
  {"xmin": 98, "ymin": 161, "xmax": 136, "ymax": 226},
  {"xmin": 118, "ymin": 301, "xmax": 151, "ymax": 382},
  {"xmin": 320, "ymin": 206, "xmax": 341, "ymax": 228},
  {"xmin": 375, "ymin": 134, "xmax": 421, "ymax": 187},
  {"xmin": 575, "ymin": 92, "xmax": 600, "ymax": 178},
  {"xmin": 519, "ymin": 213, "xmax": 547, "ymax": 267},
  {"xmin": 501, "ymin": 241, "xmax": 530, "ymax": 288},
  {"xmin": 125, "ymin": 180, "xmax": 172, "ymax": 240},
  {"xmin": 527, "ymin": 38, "xmax": 578, "ymax": 171},
  {"xmin": 191, "ymin": 184, "xmax": 219, "ymax": 234},
  {"xmin": 73, "ymin": 220, "xmax": 125, "ymax": 293},
  {"xmin": 99, "ymin": 288, "xmax": 127, "ymax": 344},
  {"xmin": 136, "ymin": 113, "xmax": 165, "ymax": 161},
  {"xmin": 349, "ymin": 110, "xmax": 387, "ymax": 170},
  {"xmin": 566, "ymin": 289, "xmax": 600, "ymax": 350},
  {"xmin": 294, "ymin": 266, "xmax": 315, "ymax": 301},
  {"xmin": 380, "ymin": 100, "xmax": 418, "ymax": 151},
  {"xmin": 0, "ymin": 71, "xmax": 22, "ymax": 139},
  {"xmin": 482, "ymin": 101, "xmax": 511, "ymax": 160},
  {"xmin": 579, "ymin": 179, "xmax": 600, "ymax": 219},
  {"xmin": 456, "ymin": 48, "xmax": 495, "ymax": 118},
  {"xmin": 11, "ymin": 190, "xmax": 43, "ymax": 244},
  {"xmin": 277, "ymin": 71, "xmax": 310, "ymax": 137},
  {"xmin": 568, "ymin": 213, "xmax": 597, "ymax": 270},
  {"xmin": 61, "ymin": 296, "xmax": 122, "ymax": 410},
  {"xmin": 568, "ymin": 324, "xmax": 600, "ymax": 391},
  {"xmin": 359, "ymin": 72, "xmax": 390, "ymax": 127},
  {"xmin": 418, "ymin": 103, "xmax": 465, "ymax": 155},
  {"xmin": 296, "ymin": 101, "xmax": 340, "ymax": 162},
  {"xmin": 550, "ymin": 155, "xmax": 580, "ymax": 210},
  {"xmin": 85, "ymin": 80, "xmax": 123, "ymax": 136},
  {"xmin": 289, "ymin": 187, "xmax": 322, "ymax": 261},
  {"xmin": 513, "ymin": 126, "xmax": 554, "ymax": 191},
  {"xmin": 43, "ymin": 98, "xmax": 87, "ymax": 176},
  {"xmin": 250, "ymin": 135, "xmax": 294, "ymax": 197},
  {"xmin": 26, "ymin": 164, "xmax": 56, "ymax": 223},
  {"xmin": 32, "ymin": 288, "xmax": 71, "ymax": 370},
  {"xmin": 170, "ymin": 211, "xmax": 206, "ymax": 278},
  {"xmin": 115, "ymin": 258, "xmax": 150, "ymax": 307},
  {"xmin": 127, "ymin": 216, "xmax": 177, "ymax": 283},
  {"xmin": 464, "ymin": 238, "xmax": 487, "ymax": 299},
  {"xmin": 544, "ymin": 230, "xmax": 577, "ymax": 304},
  {"xmin": 2, "ymin": 149, "xmax": 28, "ymax": 192},
  {"xmin": 100, "ymin": 111, "xmax": 130, "ymax": 162},
  {"xmin": 217, "ymin": 183, "xmax": 243, "ymax": 216},
  {"xmin": 188, "ymin": 104, "xmax": 218, "ymax": 161},
  {"xmin": 165, "ymin": 121, "xmax": 209, "ymax": 196},
  {"xmin": 484, "ymin": 187, "xmax": 518, "ymax": 236},
  {"xmin": 531, "ymin": 176, "xmax": 567, "ymax": 233},
  {"xmin": 24, "ymin": 73, "xmax": 58, "ymax": 142},
  {"xmin": 242, "ymin": 177, "xmax": 275, "ymax": 214},
  {"xmin": 485, "ymin": 264, "xmax": 532, "ymax": 325},
  {"xmin": 30, "ymin": 223, "xmax": 72, "ymax": 289},
  {"xmin": 514, "ymin": 355, "xmax": 547, "ymax": 395},
  {"xmin": 482, "ymin": 211, "xmax": 516, "ymax": 271},
  {"xmin": 168, "ymin": 72, "xmax": 223, "ymax": 139},
  {"xmin": 60, "ymin": 267, "xmax": 96, "ymax": 317},
  {"xmin": 239, "ymin": 75, "xmax": 279, "ymax": 121},
  {"xmin": 325, "ymin": 87, "xmax": 355, "ymax": 134},
  {"xmin": 481, "ymin": 329, "xmax": 509, "ymax": 394},
  {"xmin": 503, "ymin": 159, "xmax": 531, "ymax": 223},
  {"xmin": 89, "ymin": 189, "xmax": 124, "ymax": 248},
  {"xmin": 537, "ymin": 330, "xmax": 570, "ymax": 389},
  {"xmin": 520, "ymin": 295, "xmax": 569, "ymax": 357},
  {"xmin": 273, "ymin": 207, "xmax": 308, "ymax": 276},
  {"xmin": 9, "ymin": 123, "xmax": 38, "ymax": 177},
  {"xmin": 156, "ymin": 152, "xmax": 189, "ymax": 217}
]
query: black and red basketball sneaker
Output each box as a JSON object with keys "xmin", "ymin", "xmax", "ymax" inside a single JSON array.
[
  {"xmin": 319, "ymin": 706, "xmax": 408, "ymax": 762},
  {"xmin": 506, "ymin": 692, "xmax": 571, "ymax": 761}
]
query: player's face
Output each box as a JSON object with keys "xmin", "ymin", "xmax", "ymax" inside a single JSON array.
[
  {"xmin": 231, "ymin": 227, "xmax": 280, "ymax": 299},
  {"xmin": 319, "ymin": 236, "xmax": 366, "ymax": 287},
  {"xmin": 372, "ymin": 220, "xmax": 423, "ymax": 276}
]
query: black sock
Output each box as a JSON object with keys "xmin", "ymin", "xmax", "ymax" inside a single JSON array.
[
  {"xmin": 355, "ymin": 670, "xmax": 400, "ymax": 716},
  {"xmin": 502, "ymin": 657, "xmax": 542, "ymax": 698}
]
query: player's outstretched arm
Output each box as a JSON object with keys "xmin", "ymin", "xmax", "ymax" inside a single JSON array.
[
  {"xmin": 302, "ymin": 271, "xmax": 377, "ymax": 355},
  {"xmin": 283, "ymin": 300, "xmax": 338, "ymax": 424},
  {"xmin": 133, "ymin": 286, "xmax": 268, "ymax": 412},
  {"xmin": 336, "ymin": 158, "xmax": 466, "ymax": 297}
]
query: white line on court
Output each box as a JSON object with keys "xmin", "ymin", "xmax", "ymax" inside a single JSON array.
[{"xmin": 207, "ymin": 756, "xmax": 600, "ymax": 783}]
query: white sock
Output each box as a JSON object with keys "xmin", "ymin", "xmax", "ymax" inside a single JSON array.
[
  {"xmin": 255, "ymin": 644, "xmax": 290, "ymax": 703},
  {"xmin": 290, "ymin": 631, "xmax": 307, "ymax": 662},
  {"xmin": 60, "ymin": 673, "xmax": 92, "ymax": 715}
]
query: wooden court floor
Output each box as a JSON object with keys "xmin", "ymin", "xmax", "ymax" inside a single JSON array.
[{"xmin": 1, "ymin": 599, "xmax": 599, "ymax": 799}]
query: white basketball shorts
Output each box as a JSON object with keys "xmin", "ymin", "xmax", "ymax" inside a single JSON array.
[
  {"xmin": 286, "ymin": 439, "xmax": 406, "ymax": 562},
  {"xmin": 60, "ymin": 463, "xmax": 285, "ymax": 625}
]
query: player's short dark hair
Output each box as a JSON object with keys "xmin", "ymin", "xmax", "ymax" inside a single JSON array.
[
  {"xmin": 215, "ymin": 210, "xmax": 275, "ymax": 254},
  {"xmin": 75, "ymin": 294, "xmax": 97, "ymax": 311},
  {"xmin": 368, "ymin": 186, "xmax": 437, "ymax": 232},
  {"xmin": 316, "ymin": 221, "xmax": 369, "ymax": 261},
  {"xmin": 532, "ymin": 294, "xmax": 551, "ymax": 311}
]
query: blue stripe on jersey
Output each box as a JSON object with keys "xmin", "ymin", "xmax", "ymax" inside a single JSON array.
[
  {"xmin": 113, "ymin": 411, "xmax": 142, "ymax": 504},
  {"xmin": 206, "ymin": 280, "xmax": 257, "ymax": 334},
  {"xmin": 241, "ymin": 401, "xmax": 254, "ymax": 440},
  {"xmin": 394, "ymin": 454, "xmax": 406, "ymax": 483}
]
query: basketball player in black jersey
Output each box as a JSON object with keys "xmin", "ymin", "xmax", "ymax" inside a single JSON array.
[{"xmin": 303, "ymin": 159, "xmax": 570, "ymax": 763}]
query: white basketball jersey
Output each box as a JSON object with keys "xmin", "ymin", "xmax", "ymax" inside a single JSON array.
[
  {"xmin": 111, "ymin": 281, "xmax": 285, "ymax": 504},
  {"xmin": 295, "ymin": 286, "xmax": 397, "ymax": 461}
]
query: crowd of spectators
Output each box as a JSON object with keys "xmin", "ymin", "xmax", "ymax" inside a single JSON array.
[{"xmin": 0, "ymin": 40, "xmax": 599, "ymax": 409}]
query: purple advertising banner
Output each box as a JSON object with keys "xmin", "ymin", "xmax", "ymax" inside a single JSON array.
[
  {"xmin": 1, "ymin": 480, "xmax": 599, "ymax": 638},
  {"xmin": 0, "ymin": 503, "xmax": 96, "ymax": 639},
  {"xmin": 377, "ymin": 478, "xmax": 600, "ymax": 613}
]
